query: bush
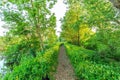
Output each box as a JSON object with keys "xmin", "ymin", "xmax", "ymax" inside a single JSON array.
[
  {"xmin": 76, "ymin": 61, "xmax": 120, "ymax": 80},
  {"xmin": 113, "ymin": 47, "xmax": 120, "ymax": 61},
  {"xmin": 96, "ymin": 43, "xmax": 111, "ymax": 58},
  {"xmin": 65, "ymin": 43, "xmax": 120, "ymax": 80},
  {"xmin": 3, "ymin": 44, "xmax": 59, "ymax": 80},
  {"xmin": 4, "ymin": 39, "xmax": 40, "ymax": 69}
]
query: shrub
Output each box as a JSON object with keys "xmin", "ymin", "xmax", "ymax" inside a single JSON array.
[
  {"xmin": 65, "ymin": 43, "xmax": 120, "ymax": 80},
  {"xmin": 3, "ymin": 44, "xmax": 59, "ymax": 80},
  {"xmin": 114, "ymin": 47, "xmax": 120, "ymax": 61}
]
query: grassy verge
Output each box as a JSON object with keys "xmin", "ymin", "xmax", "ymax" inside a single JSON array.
[{"xmin": 65, "ymin": 43, "xmax": 120, "ymax": 80}]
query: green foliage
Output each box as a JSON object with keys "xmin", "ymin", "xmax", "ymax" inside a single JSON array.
[
  {"xmin": 75, "ymin": 61, "xmax": 120, "ymax": 80},
  {"xmin": 65, "ymin": 44, "xmax": 120, "ymax": 80},
  {"xmin": 4, "ymin": 36, "xmax": 40, "ymax": 69},
  {"xmin": 85, "ymin": 28, "xmax": 120, "ymax": 61},
  {"xmin": 0, "ymin": 73, "xmax": 2, "ymax": 80},
  {"xmin": 83, "ymin": 0, "xmax": 115, "ymax": 25},
  {"xmin": 0, "ymin": 37, "xmax": 5, "ymax": 52},
  {"xmin": 1, "ymin": 0, "xmax": 120, "ymax": 79},
  {"xmin": 1, "ymin": 0, "xmax": 57, "ymax": 51},
  {"xmin": 1, "ymin": 0, "xmax": 58, "ymax": 72},
  {"xmin": 61, "ymin": 0, "xmax": 118, "ymax": 47},
  {"xmin": 4, "ymin": 44, "xmax": 59, "ymax": 80}
]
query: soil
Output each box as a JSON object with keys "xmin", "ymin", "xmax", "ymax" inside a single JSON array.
[{"xmin": 55, "ymin": 45, "xmax": 77, "ymax": 80}]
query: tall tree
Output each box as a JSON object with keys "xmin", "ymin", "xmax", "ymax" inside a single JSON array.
[
  {"xmin": 61, "ymin": 0, "xmax": 92, "ymax": 45},
  {"xmin": 61, "ymin": 0, "xmax": 119, "ymax": 47},
  {"xmin": 0, "ymin": 0, "xmax": 57, "ymax": 69},
  {"xmin": 1, "ymin": 0, "xmax": 57, "ymax": 51}
]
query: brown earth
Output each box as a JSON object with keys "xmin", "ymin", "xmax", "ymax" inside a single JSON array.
[{"xmin": 55, "ymin": 45, "xmax": 77, "ymax": 80}]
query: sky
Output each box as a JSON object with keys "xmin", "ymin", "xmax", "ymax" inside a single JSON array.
[
  {"xmin": 0, "ymin": 0, "xmax": 67, "ymax": 36},
  {"xmin": 0, "ymin": 21, "xmax": 6, "ymax": 36},
  {"xmin": 51, "ymin": 0, "xmax": 67, "ymax": 36}
]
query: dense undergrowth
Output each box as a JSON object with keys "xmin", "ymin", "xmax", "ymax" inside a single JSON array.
[
  {"xmin": 65, "ymin": 43, "xmax": 120, "ymax": 80},
  {"xmin": 3, "ymin": 44, "xmax": 60, "ymax": 80}
]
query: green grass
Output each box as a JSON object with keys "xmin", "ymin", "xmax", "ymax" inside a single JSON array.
[{"xmin": 65, "ymin": 43, "xmax": 120, "ymax": 80}]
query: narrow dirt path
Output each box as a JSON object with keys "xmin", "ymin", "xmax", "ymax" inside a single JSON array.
[{"xmin": 55, "ymin": 45, "xmax": 77, "ymax": 80}]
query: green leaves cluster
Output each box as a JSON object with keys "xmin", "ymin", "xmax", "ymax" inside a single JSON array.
[
  {"xmin": 61, "ymin": 0, "xmax": 120, "ymax": 63},
  {"xmin": 0, "ymin": 1, "xmax": 58, "ymax": 79},
  {"xmin": 65, "ymin": 44, "xmax": 120, "ymax": 80},
  {"xmin": 4, "ymin": 44, "xmax": 59, "ymax": 80},
  {"xmin": 1, "ymin": 0, "xmax": 57, "ymax": 51},
  {"xmin": 61, "ymin": 0, "xmax": 119, "ymax": 45}
]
